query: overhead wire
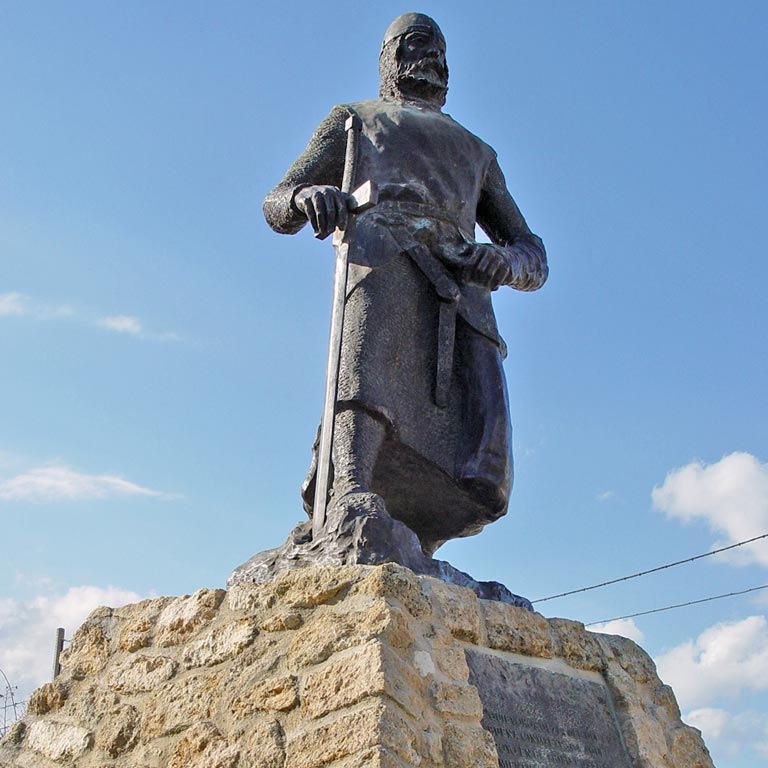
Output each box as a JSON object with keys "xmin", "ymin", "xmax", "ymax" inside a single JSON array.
[
  {"xmin": 532, "ymin": 532, "xmax": 768, "ymax": 604},
  {"xmin": 585, "ymin": 583, "xmax": 768, "ymax": 626}
]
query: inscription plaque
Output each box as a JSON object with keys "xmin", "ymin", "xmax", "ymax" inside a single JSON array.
[{"xmin": 466, "ymin": 650, "xmax": 632, "ymax": 768}]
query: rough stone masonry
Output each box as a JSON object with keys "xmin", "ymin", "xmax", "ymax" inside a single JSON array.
[{"xmin": 0, "ymin": 565, "xmax": 714, "ymax": 767}]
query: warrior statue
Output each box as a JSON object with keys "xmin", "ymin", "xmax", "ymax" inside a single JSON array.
[{"xmin": 230, "ymin": 13, "xmax": 547, "ymax": 602}]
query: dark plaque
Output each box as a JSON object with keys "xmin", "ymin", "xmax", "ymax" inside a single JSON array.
[{"xmin": 466, "ymin": 650, "xmax": 632, "ymax": 768}]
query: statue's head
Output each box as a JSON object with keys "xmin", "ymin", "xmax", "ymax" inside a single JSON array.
[{"xmin": 379, "ymin": 13, "xmax": 448, "ymax": 107}]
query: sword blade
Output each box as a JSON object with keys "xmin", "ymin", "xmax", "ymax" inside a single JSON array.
[{"xmin": 312, "ymin": 234, "xmax": 350, "ymax": 538}]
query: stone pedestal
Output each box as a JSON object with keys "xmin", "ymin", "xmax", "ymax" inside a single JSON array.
[{"xmin": 0, "ymin": 564, "xmax": 714, "ymax": 767}]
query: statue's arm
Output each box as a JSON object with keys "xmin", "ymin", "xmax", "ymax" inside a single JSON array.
[
  {"xmin": 262, "ymin": 106, "xmax": 348, "ymax": 235},
  {"xmin": 475, "ymin": 158, "xmax": 548, "ymax": 292}
]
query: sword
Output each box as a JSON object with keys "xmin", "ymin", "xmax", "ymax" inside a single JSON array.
[{"xmin": 312, "ymin": 113, "xmax": 377, "ymax": 539}]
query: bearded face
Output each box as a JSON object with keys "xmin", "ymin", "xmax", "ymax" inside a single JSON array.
[{"xmin": 379, "ymin": 26, "xmax": 449, "ymax": 106}]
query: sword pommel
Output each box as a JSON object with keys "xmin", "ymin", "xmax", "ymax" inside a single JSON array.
[{"xmin": 345, "ymin": 114, "xmax": 362, "ymax": 133}]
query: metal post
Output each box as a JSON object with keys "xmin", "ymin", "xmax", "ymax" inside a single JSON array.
[{"xmin": 52, "ymin": 627, "xmax": 65, "ymax": 680}]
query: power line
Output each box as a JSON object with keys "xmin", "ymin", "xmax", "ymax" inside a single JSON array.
[
  {"xmin": 532, "ymin": 532, "xmax": 768, "ymax": 603},
  {"xmin": 585, "ymin": 583, "xmax": 768, "ymax": 626}
]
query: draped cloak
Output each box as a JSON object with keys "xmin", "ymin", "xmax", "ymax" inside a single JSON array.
[{"xmin": 263, "ymin": 98, "xmax": 546, "ymax": 552}]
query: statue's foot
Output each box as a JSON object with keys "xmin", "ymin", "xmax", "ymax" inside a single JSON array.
[
  {"xmin": 325, "ymin": 490, "xmax": 386, "ymax": 530},
  {"xmin": 319, "ymin": 491, "xmax": 431, "ymax": 570}
]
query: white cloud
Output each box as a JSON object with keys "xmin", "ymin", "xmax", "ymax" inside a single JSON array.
[
  {"xmin": 686, "ymin": 707, "xmax": 732, "ymax": 741},
  {"xmin": 97, "ymin": 314, "xmax": 143, "ymax": 335},
  {"xmin": 95, "ymin": 315, "xmax": 181, "ymax": 342},
  {"xmin": 590, "ymin": 617, "xmax": 645, "ymax": 643},
  {"xmin": 596, "ymin": 490, "xmax": 615, "ymax": 502},
  {"xmin": 0, "ymin": 292, "xmax": 74, "ymax": 319},
  {"xmin": 655, "ymin": 615, "xmax": 768, "ymax": 710},
  {"xmin": 685, "ymin": 708, "xmax": 768, "ymax": 761},
  {"xmin": 0, "ymin": 584, "xmax": 144, "ymax": 700},
  {"xmin": 0, "ymin": 465, "xmax": 169, "ymax": 502},
  {"xmin": 0, "ymin": 292, "xmax": 28, "ymax": 316},
  {"xmin": 652, "ymin": 452, "xmax": 768, "ymax": 567},
  {"xmin": 1, "ymin": 291, "xmax": 178, "ymax": 340}
]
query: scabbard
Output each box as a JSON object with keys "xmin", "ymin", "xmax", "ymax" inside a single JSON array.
[
  {"xmin": 436, "ymin": 298, "xmax": 458, "ymax": 407},
  {"xmin": 388, "ymin": 230, "xmax": 461, "ymax": 409}
]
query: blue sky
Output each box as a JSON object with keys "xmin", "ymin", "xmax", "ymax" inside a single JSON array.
[{"xmin": 1, "ymin": 2, "xmax": 767, "ymax": 764}]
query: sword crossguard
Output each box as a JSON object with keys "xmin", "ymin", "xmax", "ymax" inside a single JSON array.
[{"xmin": 347, "ymin": 180, "xmax": 378, "ymax": 213}]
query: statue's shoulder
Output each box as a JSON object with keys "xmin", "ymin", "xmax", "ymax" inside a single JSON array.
[
  {"xmin": 339, "ymin": 99, "xmax": 387, "ymax": 119},
  {"xmin": 442, "ymin": 111, "xmax": 497, "ymax": 158},
  {"xmin": 316, "ymin": 100, "xmax": 383, "ymax": 130}
]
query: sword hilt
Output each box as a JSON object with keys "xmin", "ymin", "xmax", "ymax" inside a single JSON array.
[{"xmin": 341, "ymin": 114, "xmax": 362, "ymax": 194}]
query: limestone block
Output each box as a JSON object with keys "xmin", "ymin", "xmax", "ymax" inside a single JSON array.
[
  {"xmin": 1, "ymin": 721, "xmax": 25, "ymax": 746},
  {"xmin": 56, "ymin": 682, "xmax": 120, "ymax": 726},
  {"xmin": 238, "ymin": 718, "xmax": 286, "ymax": 768},
  {"xmin": 26, "ymin": 720, "xmax": 93, "ymax": 762},
  {"xmin": 352, "ymin": 563, "xmax": 432, "ymax": 619},
  {"xmin": 182, "ymin": 617, "xmax": 259, "ymax": 669},
  {"xmin": 430, "ymin": 643, "xmax": 470, "ymax": 682},
  {"xmin": 442, "ymin": 721, "xmax": 498, "ymax": 768},
  {"xmin": 321, "ymin": 746, "xmax": 417, "ymax": 768},
  {"xmin": 27, "ymin": 680, "xmax": 69, "ymax": 715},
  {"xmin": 94, "ymin": 704, "xmax": 139, "ymax": 758},
  {"xmin": 230, "ymin": 674, "xmax": 299, "ymax": 715},
  {"xmin": 300, "ymin": 641, "xmax": 423, "ymax": 720},
  {"xmin": 260, "ymin": 609, "xmax": 304, "ymax": 632},
  {"xmin": 423, "ymin": 579, "xmax": 484, "ymax": 644},
  {"xmin": 168, "ymin": 721, "xmax": 239, "ymax": 768},
  {"xmin": 140, "ymin": 673, "xmax": 221, "ymax": 740},
  {"xmin": 272, "ymin": 566, "xmax": 360, "ymax": 608},
  {"xmin": 480, "ymin": 600, "xmax": 552, "ymax": 658},
  {"xmin": 106, "ymin": 654, "xmax": 177, "ymax": 693},
  {"xmin": 227, "ymin": 582, "xmax": 276, "ymax": 613},
  {"xmin": 285, "ymin": 701, "xmax": 421, "ymax": 768},
  {"xmin": 288, "ymin": 600, "xmax": 400, "ymax": 669},
  {"xmin": 154, "ymin": 588, "xmax": 226, "ymax": 647},
  {"xmin": 670, "ymin": 725, "xmax": 716, "ymax": 768},
  {"xmin": 116, "ymin": 597, "xmax": 175, "ymax": 651},
  {"xmin": 549, "ymin": 617, "xmax": 604, "ymax": 671},
  {"xmin": 601, "ymin": 632, "xmax": 660, "ymax": 684},
  {"xmin": 223, "ymin": 635, "xmax": 284, "ymax": 689},
  {"xmin": 428, "ymin": 679, "xmax": 483, "ymax": 718},
  {"xmin": 118, "ymin": 616, "xmax": 154, "ymax": 652},
  {"xmin": 61, "ymin": 621, "xmax": 112, "ymax": 680}
]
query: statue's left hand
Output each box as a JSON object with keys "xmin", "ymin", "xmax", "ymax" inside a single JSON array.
[
  {"xmin": 463, "ymin": 241, "xmax": 549, "ymax": 292},
  {"xmin": 462, "ymin": 244, "xmax": 513, "ymax": 289}
]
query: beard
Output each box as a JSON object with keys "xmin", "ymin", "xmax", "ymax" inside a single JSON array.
[
  {"xmin": 397, "ymin": 58, "xmax": 449, "ymax": 91},
  {"xmin": 379, "ymin": 40, "xmax": 449, "ymax": 107}
]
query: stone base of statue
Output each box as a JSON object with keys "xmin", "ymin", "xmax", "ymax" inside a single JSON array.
[{"xmin": 0, "ymin": 564, "xmax": 714, "ymax": 768}]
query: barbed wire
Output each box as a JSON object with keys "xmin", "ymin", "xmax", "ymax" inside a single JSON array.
[
  {"xmin": 533, "ymin": 532, "xmax": 768, "ymax": 603},
  {"xmin": 0, "ymin": 668, "xmax": 26, "ymax": 738},
  {"xmin": 585, "ymin": 583, "xmax": 768, "ymax": 626}
]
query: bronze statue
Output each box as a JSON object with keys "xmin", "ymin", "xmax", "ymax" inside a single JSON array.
[{"xmin": 230, "ymin": 13, "xmax": 547, "ymax": 604}]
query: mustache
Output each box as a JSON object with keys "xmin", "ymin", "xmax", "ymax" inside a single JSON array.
[{"xmin": 398, "ymin": 59, "xmax": 448, "ymax": 86}]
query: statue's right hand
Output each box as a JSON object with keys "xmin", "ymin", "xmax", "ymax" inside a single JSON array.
[{"xmin": 292, "ymin": 186, "xmax": 350, "ymax": 240}]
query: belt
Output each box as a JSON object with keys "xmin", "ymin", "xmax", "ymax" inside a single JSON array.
[
  {"xmin": 375, "ymin": 200, "xmax": 474, "ymax": 242},
  {"xmin": 387, "ymin": 225, "xmax": 460, "ymax": 409}
]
